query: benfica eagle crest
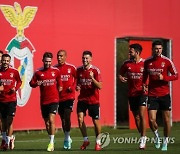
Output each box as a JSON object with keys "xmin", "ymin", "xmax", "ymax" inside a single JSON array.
[{"xmin": 0, "ymin": 2, "xmax": 38, "ymax": 106}]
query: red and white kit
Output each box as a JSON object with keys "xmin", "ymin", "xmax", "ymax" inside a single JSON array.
[
  {"xmin": 77, "ymin": 65, "xmax": 102, "ymax": 105},
  {"xmin": 0, "ymin": 67, "xmax": 22, "ymax": 102},
  {"xmin": 29, "ymin": 66, "xmax": 62, "ymax": 105},
  {"xmin": 143, "ymin": 55, "xmax": 178, "ymax": 96},
  {"xmin": 119, "ymin": 58, "xmax": 145, "ymax": 97},
  {"xmin": 55, "ymin": 63, "xmax": 76, "ymax": 102}
]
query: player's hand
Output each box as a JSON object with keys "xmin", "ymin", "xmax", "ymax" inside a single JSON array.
[
  {"xmin": 67, "ymin": 87, "xmax": 72, "ymax": 93},
  {"xmin": 37, "ymin": 81, "xmax": 42, "ymax": 86},
  {"xmin": 89, "ymin": 71, "xmax": 94, "ymax": 79},
  {"xmin": 9, "ymin": 87, "xmax": 16, "ymax": 94},
  {"xmin": 59, "ymin": 86, "xmax": 63, "ymax": 92},
  {"xmin": 157, "ymin": 73, "xmax": 163, "ymax": 80},
  {"xmin": 76, "ymin": 85, "xmax": 81, "ymax": 91},
  {"xmin": 143, "ymin": 84, "xmax": 148, "ymax": 93},
  {"xmin": 119, "ymin": 75, "xmax": 128, "ymax": 83},
  {"xmin": 0, "ymin": 85, "xmax": 4, "ymax": 91}
]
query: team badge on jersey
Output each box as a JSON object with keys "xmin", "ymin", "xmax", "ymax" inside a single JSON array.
[
  {"xmin": 10, "ymin": 73, "xmax": 14, "ymax": 78},
  {"xmin": 68, "ymin": 68, "xmax": 71, "ymax": 73},
  {"xmin": 140, "ymin": 67, "xmax": 144, "ymax": 72},
  {"xmin": 51, "ymin": 72, "xmax": 55, "ymax": 77},
  {"xmin": 161, "ymin": 62, "xmax": 165, "ymax": 67}
]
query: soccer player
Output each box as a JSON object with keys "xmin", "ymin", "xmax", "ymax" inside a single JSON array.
[
  {"xmin": 54, "ymin": 50, "xmax": 76, "ymax": 149},
  {"xmin": 119, "ymin": 44, "xmax": 147, "ymax": 149},
  {"xmin": 143, "ymin": 40, "xmax": 178, "ymax": 151},
  {"xmin": 0, "ymin": 50, "xmax": 3, "ymax": 136},
  {"xmin": 29, "ymin": 52, "xmax": 62, "ymax": 152},
  {"xmin": 76, "ymin": 51, "xmax": 102, "ymax": 151},
  {"xmin": 0, "ymin": 54, "xmax": 22, "ymax": 151}
]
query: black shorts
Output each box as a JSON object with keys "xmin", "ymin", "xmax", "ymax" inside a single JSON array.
[
  {"xmin": 41, "ymin": 103, "xmax": 59, "ymax": 119},
  {"xmin": 0, "ymin": 101, "xmax": 17, "ymax": 118},
  {"xmin": 77, "ymin": 101, "xmax": 100, "ymax": 119},
  {"xmin": 58, "ymin": 99, "xmax": 74, "ymax": 115},
  {"xmin": 128, "ymin": 95, "xmax": 148, "ymax": 111},
  {"xmin": 147, "ymin": 94, "xmax": 171, "ymax": 111}
]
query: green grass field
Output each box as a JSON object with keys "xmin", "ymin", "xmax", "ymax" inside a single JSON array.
[{"xmin": 1, "ymin": 122, "xmax": 180, "ymax": 154}]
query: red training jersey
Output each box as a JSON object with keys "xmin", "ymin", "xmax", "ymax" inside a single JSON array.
[
  {"xmin": 29, "ymin": 66, "xmax": 62, "ymax": 105},
  {"xmin": 0, "ymin": 67, "xmax": 22, "ymax": 103},
  {"xmin": 143, "ymin": 55, "xmax": 178, "ymax": 96},
  {"xmin": 54, "ymin": 63, "xmax": 76, "ymax": 102},
  {"xmin": 119, "ymin": 58, "xmax": 145, "ymax": 97},
  {"xmin": 77, "ymin": 65, "xmax": 102, "ymax": 105}
]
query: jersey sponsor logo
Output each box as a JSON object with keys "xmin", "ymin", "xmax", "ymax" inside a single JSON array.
[
  {"xmin": 127, "ymin": 72, "xmax": 143, "ymax": 79},
  {"xmin": 1, "ymin": 79, "xmax": 13, "ymax": 85},
  {"xmin": 140, "ymin": 67, "xmax": 144, "ymax": 72},
  {"xmin": 61, "ymin": 74, "xmax": 70, "ymax": 81},
  {"xmin": 80, "ymin": 78, "xmax": 92, "ymax": 85},
  {"xmin": 41, "ymin": 79, "xmax": 56, "ymax": 86},
  {"xmin": 0, "ymin": 2, "xmax": 38, "ymax": 107},
  {"xmin": 148, "ymin": 68, "xmax": 163, "ymax": 75}
]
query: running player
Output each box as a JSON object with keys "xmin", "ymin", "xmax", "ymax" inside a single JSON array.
[
  {"xmin": 0, "ymin": 54, "xmax": 22, "ymax": 151},
  {"xmin": 29, "ymin": 52, "xmax": 62, "ymax": 152},
  {"xmin": 0, "ymin": 50, "xmax": 3, "ymax": 137},
  {"xmin": 143, "ymin": 40, "xmax": 178, "ymax": 151},
  {"xmin": 54, "ymin": 50, "xmax": 76, "ymax": 149},
  {"xmin": 76, "ymin": 50, "xmax": 102, "ymax": 151},
  {"xmin": 119, "ymin": 43, "xmax": 147, "ymax": 149}
]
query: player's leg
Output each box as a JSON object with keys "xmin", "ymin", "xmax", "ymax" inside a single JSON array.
[
  {"xmin": 148, "ymin": 110, "xmax": 158, "ymax": 131},
  {"xmin": 139, "ymin": 106, "xmax": 146, "ymax": 136},
  {"xmin": 160, "ymin": 94, "xmax": 171, "ymax": 151},
  {"xmin": 139, "ymin": 95, "xmax": 148, "ymax": 137},
  {"xmin": 0, "ymin": 114, "xmax": 2, "ymax": 135},
  {"xmin": 42, "ymin": 103, "xmax": 58, "ymax": 152},
  {"xmin": 161, "ymin": 110, "xmax": 170, "ymax": 151},
  {"xmin": 129, "ymin": 97, "xmax": 141, "ymax": 133},
  {"xmin": 139, "ymin": 106, "xmax": 147, "ymax": 149},
  {"xmin": 60, "ymin": 100, "xmax": 74, "ymax": 149},
  {"xmin": 132, "ymin": 111, "xmax": 141, "ymax": 133},
  {"xmin": 3, "ymin": 102, "xmax": 16, "ymax": 150},
  {"xmin": 138, "ymin": 95, "xmax": 148, "ymax": 149},
  {"xmin": 0, "ymin": 103, "xmax": 6, "ymax": 149},
  {"xmin": 147, "ymin": 96, "xmax": 160, "ymax": 149},
  {"xmin": 58, "ymin": 102, "xmax": 65, "ymax": 132},
  {"xmin": 89, "ymin": 104, "xmax": 101, "ymax": 151},
  {"xmin": 77, "ymin": 101, "xmax": 89, "ymax": 150}
]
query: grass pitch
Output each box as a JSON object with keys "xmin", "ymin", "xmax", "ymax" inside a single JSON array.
[{"xmin": 1, "ymin": 122, "xmax": 180, "ymax": 154}]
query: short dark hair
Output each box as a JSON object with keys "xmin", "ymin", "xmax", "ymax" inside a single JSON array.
[
  {"xmin": 2, "ymin": 54, "xmax": 11, "ymax": 59},
  {"xmin": 129, "ymin": 43, "xmax": 143, "ymax": 54},
  {"xmin": 152, "ymin": 40, "xmax": 163, "ymax": 48},
  {"xmin": 43, "ymin": 52, "xmax": 53, "ymax": 59},
  {"xmin": 83, "ymin": 50, "xmax": 92, "ymax": 57}
]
